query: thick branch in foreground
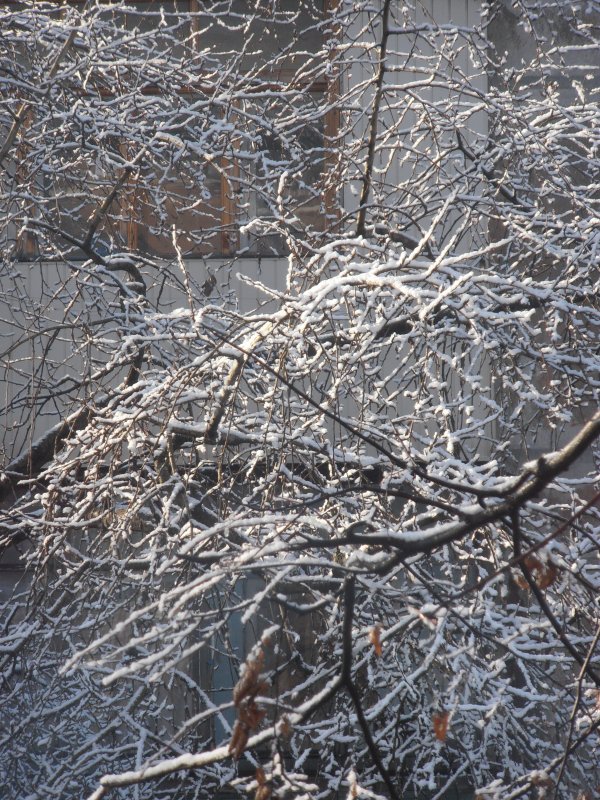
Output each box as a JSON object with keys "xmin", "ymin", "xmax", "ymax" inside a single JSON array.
[{"xmin": 293, "ymin": 410, "xmax": 600, "ymax": 556}]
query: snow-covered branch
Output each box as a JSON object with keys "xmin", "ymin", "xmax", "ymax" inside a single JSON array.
[{"xmin": 1, "ymin": 2, "xmax": 599, "ymax": 799}]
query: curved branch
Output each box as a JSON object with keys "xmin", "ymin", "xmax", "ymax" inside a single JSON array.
[{"xmin": 87, "ymin": 672, "xmax": 343, "ymax": 798}]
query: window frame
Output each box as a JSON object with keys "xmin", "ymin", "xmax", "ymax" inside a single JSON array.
[{"xmin": 10, "ymin": 0, "xmax": 340, "ymax": 261}]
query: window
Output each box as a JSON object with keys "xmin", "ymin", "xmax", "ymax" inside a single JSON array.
[{"xmin": 12, "ymin": 0, "xmax": 337, "ymax": 262}]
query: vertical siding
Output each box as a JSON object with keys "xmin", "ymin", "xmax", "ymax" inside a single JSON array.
[
  {"xmin": 340, "ymin": 0, "xmax": 487, "ymax": 434},
  {"xmin": 344, "ymin": 0, "xmax": 485, "ymax": 219},
  {"xmin": 1, "ymin": 257, "xmax": 290, "ymax": 463}
]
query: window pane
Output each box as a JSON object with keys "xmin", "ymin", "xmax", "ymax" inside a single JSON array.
[
  {"xmin": 125, "ymin": 0, "xmax": 192, "ymax": 31},
  {"xmin": 111, "ymin": 1, "xmax": 194, "ymax": 58},
  {"xmin": 239, "ymin": 92, "xmax": 326, "ymax": 255},
  {"xmin": 197, "ymin": 0, "xmax": 323, "ymax": 76},
  {"xmin": 23, "ymin": 141, "xmax": 129, "ymax": 261},
  {"xmin": 135, "ymin": 163, "xmax": 224, "ymax": 258}
]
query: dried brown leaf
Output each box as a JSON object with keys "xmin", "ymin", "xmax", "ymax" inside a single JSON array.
[
  {"xmin": 278, "ymin": 714, "xmax": 292, "ymax": 739},
  {"xmin": 255, "ymin": 785, "xmax": 272, "ymax": 800},
  {"xmin": 513, "ymin": 553, "xmax": 560, "ymax": 591},
  {"xmin": 536, "ymin": 561, "xmax": 559, "ymax": 589},
  {"xmin": 230, "ymin": 646, "xmax": 269, "ymax": 759},
  {"xmin": 228, "ymin": 720, "xmax": 249, "ymax": 760},
  {"xmin": 233, "ymin": 648, "xmax": 265, "ymax": 707},
  {"xmin": 432, "ymin": 711, "xmax": 449, "ymax": 742},
  {"xmin": 240, "ymin": 699, "xmax": 266, "ymax": 731},
  {"xmin": 255, "ymin": 766, "xmax": 272, "ymax": 800},
  {"xmin": 369, "ymin": 624, "xmax": 383, "ymax": 657}
]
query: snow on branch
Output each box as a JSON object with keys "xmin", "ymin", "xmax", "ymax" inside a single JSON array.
[{"xmin": 0, "ymin": 2, "xmax": 599, "ymax": 799}]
